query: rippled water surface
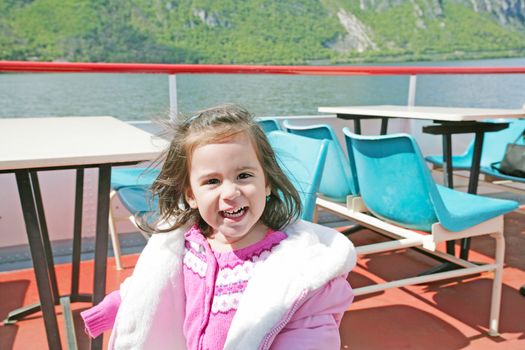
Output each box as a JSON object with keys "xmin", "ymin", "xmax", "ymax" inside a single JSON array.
[{"xmin": 1, "ymin": 57, "xmax": 525, "ymax": 120}]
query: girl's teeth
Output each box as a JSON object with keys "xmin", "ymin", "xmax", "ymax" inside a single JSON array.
[{"xmin": 223, "ymin": 207, "xmax": 244, "ymax": 218}]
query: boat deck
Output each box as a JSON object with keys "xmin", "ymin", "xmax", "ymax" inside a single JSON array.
[{"xmin": 1, "ymin": 209, "xmax": 524, "ymax": 349}]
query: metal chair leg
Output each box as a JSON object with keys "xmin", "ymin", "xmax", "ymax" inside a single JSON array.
[
  {"xmin": 488, "ymin": 231, "xmax": 505, "ymax": 337},
  {"xmin": 108, "ymin": 190, "xmax": 124, "ymax": 270}
]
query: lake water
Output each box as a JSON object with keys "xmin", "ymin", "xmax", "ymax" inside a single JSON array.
[{"xmin": 1, "ymin": 57, "xmax": 525, "ymax": 120}]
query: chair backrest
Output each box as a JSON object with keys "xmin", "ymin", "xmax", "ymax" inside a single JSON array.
[
  {"xmin": 111, "ymin": 167, "xmax": 160, "ymax": 190},
  {"xmin": 343, "ymin": 128, "xmax": 441, "ymax": 231},
  {"xmin": 283, "ymin": 121, "xmax": 358, "ymax": 202},
  {"xmin": 267, "ymin": 131, "xmax": 329, "ymax": 221},
  {"xmin": 117, "ymin": 185, "xmax": 158, "ymax": 213},
  {"xmin": 463, "ymin": 118, "xmax": 525, "ymax": 167},
  {"xmin": 256, "ymin": 118, "xmax": 282, "ymax": 133}
]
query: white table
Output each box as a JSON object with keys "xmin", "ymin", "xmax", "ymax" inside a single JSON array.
[
  {"xmin": 318, "ymin": 105, "xmax": 525, "ymax": 261},
  {"xmin": 319, "ymin": 105, "xmax": 525, "ymax": 122},
  {"xmin": 0, "ymin": 116, "xmax": 167, "ymax": 350},
  {"xmin": 319, "ymin": 105, "xmax": 525, "ymax": 188}
]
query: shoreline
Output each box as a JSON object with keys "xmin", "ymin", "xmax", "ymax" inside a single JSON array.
[
  {"xmin": 4, "ymin": 50, "xmax": 525, "ymax": 67},
  {"xmin": 316, "ymin": 50, "xmax": 525, "ymax": 66}
]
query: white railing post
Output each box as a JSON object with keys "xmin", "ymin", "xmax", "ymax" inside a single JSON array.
[
  {"xmin": 169, "ymin": 74, "xmax": 178, "ymax": 120},
  {"xmin": 401, "ymin": 74, "xmax": 418, "ymax": 133},
  {"xmin": 408, "ymin": 75, "xmax": 417, "ymax": 107}
]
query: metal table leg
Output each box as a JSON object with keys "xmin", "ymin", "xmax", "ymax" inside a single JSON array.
[
  {"xmin": 442, "ymin": 133, "xmax": 454, "ymax": 189},
  {"xmin": 380, "ymin": 117, "xmax": 389, "ymax": 135},
  {"xmin": 69, "ymin": 168, "xmax": 90, "ymax": 303},
  {"xmin": 460, "ymin": 131, "xmax": 485, "ymax": 260},
  {"xmin": 354, "ymin": 118, "xmax": 362, "ymax": 134},
  {"xmin": 90, "ymin": 164, "xmax": 111, "ymax": 350},
  {"xmin": 14, "ymin": 170, "xmax": 62, "ymax": 350},
  {"xmin": 70, "ymin": 169, "xmax": 83, "ymax": 299},
  {"xmin": 7, "ymin": 168, "xmax": 93, "ymax": 349},
  {"xmin": 5, "ymin": 171, "xmax": 61, "ymax": 324},
  {"xmin": 441, "ymin": 133, "xmax": 458, "ymax": 257}
]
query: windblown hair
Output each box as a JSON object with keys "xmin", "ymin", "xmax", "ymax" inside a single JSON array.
[{"xmin": 138, "ymin": 104, "xmax": 302, "ymax": 236}]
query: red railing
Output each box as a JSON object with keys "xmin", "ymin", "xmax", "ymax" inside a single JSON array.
[{"xmin": 1, "ymin": 60, "xmax": 525, "ymax": 75}]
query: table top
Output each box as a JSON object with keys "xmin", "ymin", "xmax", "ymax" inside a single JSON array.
[
  {"xmin": 0, "ymin": 116, "xmax": 169, "ymax": 171},
  {"xmin": 318, "ymin": 105, "xmax": 525, "ymax": 122}
]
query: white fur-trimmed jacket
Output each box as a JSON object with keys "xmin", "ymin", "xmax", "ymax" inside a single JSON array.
[{"xmin": 107, "ymin": 220, "xmax": 356, "ymax": 349}]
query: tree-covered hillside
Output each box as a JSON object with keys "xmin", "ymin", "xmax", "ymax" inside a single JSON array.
[{"xmin": 1, "ymin": 0, "xmax": 525, "ymax": 64}]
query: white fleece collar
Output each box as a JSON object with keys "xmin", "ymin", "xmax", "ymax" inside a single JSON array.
[
  {"xmin": 110, "ymin": 224, "xmax": 189, "ymax": 349},
  {"xmin": 224, "ymin": 220, "xmax": 356, "ymax": 349}
]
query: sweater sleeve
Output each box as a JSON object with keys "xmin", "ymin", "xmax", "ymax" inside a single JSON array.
[
  {"xmin": 269, "ymin": 276, "xmax": 353, "ymax": 350},
  {"xmin": 80, "ymin": 290, "xmax": 122, "ymax": 338}
]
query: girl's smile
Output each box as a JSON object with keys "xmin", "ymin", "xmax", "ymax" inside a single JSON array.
[
  {"xmin": 185, "ymin": 132, "xmax": 270, "ymax": 251},
  {"xmin": 221, "ymin": 206, "xmax": 246, "ymax": 219}
]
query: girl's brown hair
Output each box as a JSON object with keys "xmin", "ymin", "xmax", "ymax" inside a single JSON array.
[{"xmin": 138, "ymin": 104, "xmax": 302, "ymax": 236}]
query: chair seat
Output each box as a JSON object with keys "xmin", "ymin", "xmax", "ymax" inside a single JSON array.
[
  {"xmin": 481, "ymin": 165, "xmax": 525, "ymax": 183},
  {"xmin": 436, "ymin": 185, "xmax": 518, "ymax": 232},
  {"xmin": 362, "ymin": 185, "xmax": 517, "ymax": 233},
  {"xmin": 117, "ymin": 185, "xmax": 158, "ymax": 213},
  {"xmin": 111, "ymin": 168, "xmax": 160, "ymax": 190},
  {"xmin": 425, "ymin": 155, "xmax": 472, "ymax": 170}
]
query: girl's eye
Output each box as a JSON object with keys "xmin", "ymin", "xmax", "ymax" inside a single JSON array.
[
  {"xmin": 205, "ymin": 179, "xmax": 220, "ymax": 185},
  {"xmin": 238, "ymin": 172, "xmax": 253, "ymax": 180}
]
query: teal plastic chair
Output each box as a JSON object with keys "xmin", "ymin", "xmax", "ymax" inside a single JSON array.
[
  {"xmin": 343, "ymin": 129, "xmax": 518, "ymax": 336},
  {"xmin": 266, "ymin": 131, "xmax": 329, "ymax": 222},
  {"xmin": 109, "ymin": 167, "xmax": 160, "ymax": 269},
  {"xmin": 109, "ymin": 184, "xmax": 160, "ymax": 254},
  {"xmin": 116, "ymin": 185, "xmax": 159, "ymax": 214},
  {"xmin": 111, "ymin": 167, "xmax": 160, "ymax": 190},
  {"xmin": 426, "ymin": 118, "xmax": 525, "ymax": 169},
  {"xmin": 283, "ymin": 121, "xmax": 358, "ymax": 202},
  {"xmin": 480, "ymin": 124, "xmax": 525, "ymax": 181},
  {"xmin": 256, "ymin": 118, "xmax": 282, "ymax": 133},
  {"xmin": 283, "ymin": 121, "xmax": 364, "ymax": 235},
  {"xmin": 343, "ymin": 129, "xmax": 518, "ymax": 232}
]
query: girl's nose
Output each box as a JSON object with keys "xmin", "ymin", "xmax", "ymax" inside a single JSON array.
[{"xmin": 222, "ymin": 182, "xmax": 240, "ymax": 199}]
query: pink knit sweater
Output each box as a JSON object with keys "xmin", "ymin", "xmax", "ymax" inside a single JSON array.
[{"xmin": 182, "ymin": 225, "xmax": 286, "ymax": 349}]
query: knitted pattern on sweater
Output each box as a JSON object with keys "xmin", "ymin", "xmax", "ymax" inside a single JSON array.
[{"xmin": 183, "ymin": 225, "xmax": 286, "ymax": 350}]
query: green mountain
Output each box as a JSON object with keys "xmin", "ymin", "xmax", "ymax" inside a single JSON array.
[{"xmin": 1, "ymin": 0, "xmax": 525, "ymax": 64}]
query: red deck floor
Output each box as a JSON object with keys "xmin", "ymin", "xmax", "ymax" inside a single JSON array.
[{"xmin": 1, "ymin": 212, "xmax": 524, "ymax": 349}]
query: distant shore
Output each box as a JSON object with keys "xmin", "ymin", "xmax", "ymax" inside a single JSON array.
[
  {"xmin": 312, "ymin": 49, "xmax": 525, "ymax": 65},
  {"xmin": 4, "ymin": 48, "xmax": 525, "ymax": 67}
]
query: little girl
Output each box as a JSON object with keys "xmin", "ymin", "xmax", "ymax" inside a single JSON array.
[{"xmin": 81, "ymin": 104, "xmax": 356, "ymax": 349}]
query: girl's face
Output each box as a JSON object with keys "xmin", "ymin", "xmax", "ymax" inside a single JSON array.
[{"xmin": 185, "ymin": 132, "xmax": 270, "ymax": 249}]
